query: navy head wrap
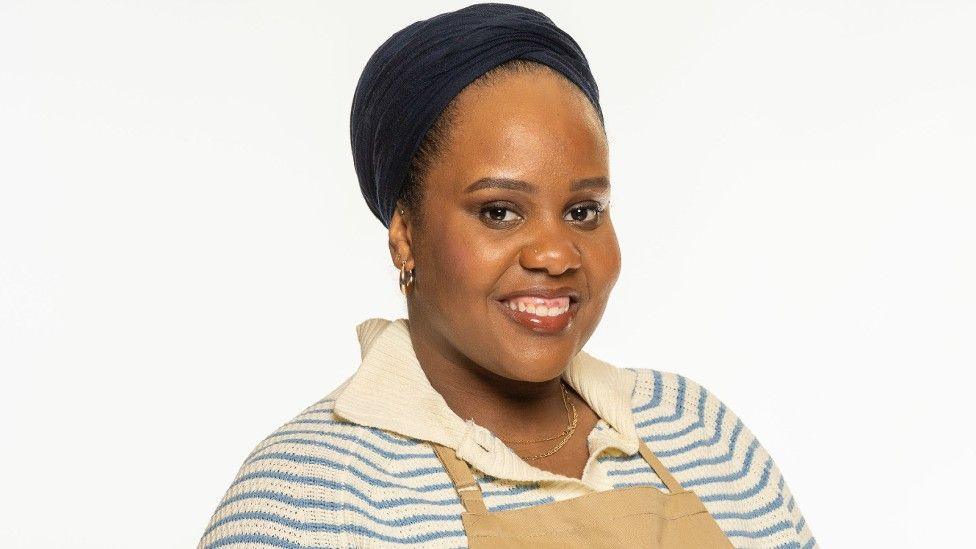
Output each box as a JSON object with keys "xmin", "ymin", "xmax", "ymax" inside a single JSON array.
[{"xmin": 350, "ymin": 2, "xmax": 604, "ymax": 228}]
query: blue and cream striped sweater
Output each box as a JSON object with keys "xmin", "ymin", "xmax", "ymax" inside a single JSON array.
[{"xmin": 200, "ymin": 318, "xmax": 817, "ymax": 548}]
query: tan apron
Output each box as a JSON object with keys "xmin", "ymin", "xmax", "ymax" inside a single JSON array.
[{"xmin": 431, "ymin": 440, "xmax": 734, "ymax": 548}]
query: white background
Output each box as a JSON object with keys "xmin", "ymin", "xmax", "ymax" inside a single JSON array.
[{"xmin": 2, "ymin": 1, "xmax": 974, "ymax": 547}]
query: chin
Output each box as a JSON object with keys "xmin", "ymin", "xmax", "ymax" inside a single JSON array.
[
  {"xmin": 495, "ymin": 358, "xmax": 568, "ymax": 383},
  {"xmin": 480, "ymin": 321, "xmax": 581, "ymax": 382},
  {"xmin": 512, "ymin": 370, "xmax": 564, "ymax": 383}
]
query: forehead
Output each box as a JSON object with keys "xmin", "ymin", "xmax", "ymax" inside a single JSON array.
[{"xmin": 435, "ymin": 70, "xmax": 609, "ymax": 195}]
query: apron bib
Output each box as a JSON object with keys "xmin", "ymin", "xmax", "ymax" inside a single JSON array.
[{"xmin": 431, "ymin": 440, "xmax": 734, "ymax": 548}]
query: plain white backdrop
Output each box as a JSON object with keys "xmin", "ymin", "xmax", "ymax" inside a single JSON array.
[{"xmin": 1, "ymin": 1, "xmax": 974, "ymax": 547}]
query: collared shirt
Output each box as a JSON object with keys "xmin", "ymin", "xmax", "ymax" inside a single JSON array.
[
  {"xmin": 334, "ymin": 317, "xmax": 642, "ymax": 493},
  {"xmin": 200, "ymin": 317, "xmax": 818, "ymax": 548}
]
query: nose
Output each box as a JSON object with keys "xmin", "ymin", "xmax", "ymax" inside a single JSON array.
[{"xmin": 519, "ymin": 229, "xmax": 583, "ymax": 276}]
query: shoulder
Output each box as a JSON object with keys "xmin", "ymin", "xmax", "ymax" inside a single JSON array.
[
  {"xmin": 199, "ymin": 392, "xmax": 461, "ymax": 548},
  {"xmin": 627, "ymin": 367, "xmax": 751, "ymax": 463},
  {"xmin": 198, "ymin": 396, "xmax": 367, "ymax": 548},
  {"xmin": 628, "ymin": 368, "xmax": 737, "ymax": 464},
  {"xmin": 627, "ymin": 368, "xmax": 817, "ymax": 547},
  {"xmin": 629, "ymin": 367, "xmax": 726, "ymax": 423}
]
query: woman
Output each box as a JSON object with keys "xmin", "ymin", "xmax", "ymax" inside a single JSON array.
[{"xmin": 200, "ymin": 4, "xmax": 816, "ymax": 548}]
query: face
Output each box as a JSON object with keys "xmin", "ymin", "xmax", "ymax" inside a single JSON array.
[{"xmin": 390, "ymin": 69, "xmax": 621, "ymax": 383}]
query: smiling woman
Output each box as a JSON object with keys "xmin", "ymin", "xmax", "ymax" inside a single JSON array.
[
  {"xmin": 199, "ymin": 3, "xmax": 816, "ymax": 548},
  {"xmin": 389, "ymin": 63, "xmax": 619, "ymax": 388}
]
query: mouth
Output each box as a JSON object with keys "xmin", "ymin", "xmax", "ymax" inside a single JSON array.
[{"xmin": 493, "ymin": 290, "xmax": 580, "ymax": 335}]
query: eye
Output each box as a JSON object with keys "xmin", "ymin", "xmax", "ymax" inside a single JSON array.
[
  {"xmin": 480, "ymin": 204, "xmax": 522, "ymax": 225},
  {"xmin": 565, "ymin": 202, "xmax": 603, "ymax": 224}
]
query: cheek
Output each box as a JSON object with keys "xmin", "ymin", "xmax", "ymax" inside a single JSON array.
[
  {"xmin": 587, "ymin": 228, "xmax": 622, "ymax": 298},
  {"xmin": 432, "ymin": 222, "xmax": 506, "ymax": 298},
  {"xmin": 441, "ymin": 237, "xmax": 473, "ymax": 282}
]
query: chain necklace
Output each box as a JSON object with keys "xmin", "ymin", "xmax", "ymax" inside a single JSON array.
[{"xmin": 500, "ymin": 381, "xmax": 579, "ymax": 461}]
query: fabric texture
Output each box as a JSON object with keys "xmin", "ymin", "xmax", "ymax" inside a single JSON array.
[
  {"xmin": 431, "ymin": 440, "xmax": 734, "ymax": 548},
  {"xmin": 199, "ymin": 318, "xmax": 818, "ymax": 548},
  {"xmin": 350, "ymin": 2, "xmax": 603, "ymax": 228}
]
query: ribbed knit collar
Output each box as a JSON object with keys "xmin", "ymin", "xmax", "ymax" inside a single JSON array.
[{"xmin": 333, "ymin": 317, "xmax": 640, "ymax": 486}]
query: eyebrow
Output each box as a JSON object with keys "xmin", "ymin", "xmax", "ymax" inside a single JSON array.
[{"xmin": 463, "ymin": 176, "xmax": 609, "ymax": 194}]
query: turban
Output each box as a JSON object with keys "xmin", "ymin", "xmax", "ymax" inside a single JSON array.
[{"xmin": 350, "ymin": 2, "xmax": 604, "ymax": 228}]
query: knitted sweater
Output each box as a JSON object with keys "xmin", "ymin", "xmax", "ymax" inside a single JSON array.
[{"xmin": 199, "ymin": 318, "xmax": 817, "ymax": 548}]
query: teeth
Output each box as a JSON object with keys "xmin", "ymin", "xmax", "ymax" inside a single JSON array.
[{"xmin": 501, "ymin": 296, "xmax": 571, "ymax": 317}]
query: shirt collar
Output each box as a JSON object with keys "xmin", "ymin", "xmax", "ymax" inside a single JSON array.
[{"xmin": 333, "ymin": 317, "xmax": 639, "ymax": 484}]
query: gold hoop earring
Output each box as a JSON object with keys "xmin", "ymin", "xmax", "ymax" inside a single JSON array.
[{"xmin": 399, "ymin": 257, "xmax": 414, "ymax": 295}]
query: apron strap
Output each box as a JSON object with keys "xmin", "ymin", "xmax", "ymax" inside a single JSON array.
[
  {"xmin": 637, "ymin": 438, "xmax": 685, "ymax": 493},
  {"xmin": 431, "ymin": 439, "xmax": 683, "ymax": 511},
  {"xmin": 430, "ymin": 442, "xmax": 489, "ymax": 514}
]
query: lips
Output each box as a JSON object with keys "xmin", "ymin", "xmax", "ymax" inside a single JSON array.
[
  {"xmin": 493, "ymin": 287, "xmax": 580, "ymax": 335},
  {"xmin": 495, "ymin": 286, "xmax": 580, "ymax": 304}
]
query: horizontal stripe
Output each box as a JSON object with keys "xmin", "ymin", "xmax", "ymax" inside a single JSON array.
[
  {"xmin": 231, "ymin": 470, "xmax": 461, "ymax": 508},
  {"xmin": 725, "ymin": 519, "xmax": 794, "ymax": 539},
  {"xmin": 608, "ymin": 408, "xmax": 734, "ymax": 478},
  {"xmin": 205, "ymin": 519, "xmax": 466, "ymax": 547},
  {"xmin": 612, "ymin": 480, "xmax": 667, "ymax": 490},
  {"xmin": 213, "ymin": 490, "xmax": 469, "ymax": 531},
  {"xmin": 206, "ymin": 510, "xmax": 467, "ymax": 543},
  {"xmin": 683, "ymin": 439, "xmax": 760, "ymax": 488},
  {"xmin": 699, "ymin": 457, "xmax": 774, "ymax": 502},
  {"xmin": 655, "ymin": 404, "xmax": 729, "ymax": 460},
  {"xmin": 711, "ymin": 492, "xmax": 784, "ymax": 520},
  {"xmin": 246, "ymin": 451, "xmax": 454, "ymax": 492},
  {"xmin": 207, "ymin": 510, "xmax": 344, "ymax": 535},
  {"xmin": 279, "ymin": 419, "xmax": 421, "ymax": 448},
  {"xmin": 665, "ymin": 419, "xmax": 742, "ymax": 470},
  {"xmin": 249, "ymin": 437, "xmax": 445, "ymax": 478},
  {"xmin": 201, "ymin": 368, "xmax": 815, "ymax": 548},
  {"xmin": 204, "ymin": 533, "xmax": 310, "ymax": 549},
  {"xmin": 274, "ymin": 425, "xmax": 434, "ymax": 459},
  {"xmin": 638, "ymin": 386, "xmax": 707, "ymax": 434}
]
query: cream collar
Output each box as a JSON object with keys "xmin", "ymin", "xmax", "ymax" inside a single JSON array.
[{"xmin": 333, "ymin": 317, "xmax": 640, "ymax": 485}]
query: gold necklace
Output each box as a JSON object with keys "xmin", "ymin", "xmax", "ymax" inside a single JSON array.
[{"xmin": 501, "ymin": 382, "xmax": 579, "ymax": 461}]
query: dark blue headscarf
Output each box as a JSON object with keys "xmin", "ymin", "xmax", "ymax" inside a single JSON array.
[{"xmin": 350, "ymin": 2, "xmax": 604, "ymax": 228}]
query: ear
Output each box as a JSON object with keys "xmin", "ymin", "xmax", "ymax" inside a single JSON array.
[{"xmin": 388, "ymin": 200, "xmax": 413, "ymax": 271}]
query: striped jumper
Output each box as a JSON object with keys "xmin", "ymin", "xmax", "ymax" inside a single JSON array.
[{"xmin": 199, "ymin": 318, "xmax": 817, "ymax": 548}]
